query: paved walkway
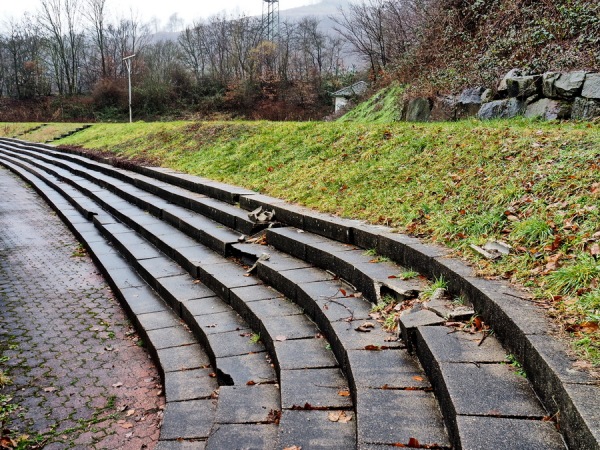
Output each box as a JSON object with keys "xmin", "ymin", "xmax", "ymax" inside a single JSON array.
[{"xmin": 0, "ymin": 168, "xmax": 164, "ymax": 449}]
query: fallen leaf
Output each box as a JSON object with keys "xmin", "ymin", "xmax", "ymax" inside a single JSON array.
[
  {"xmin": 591, "ymin": 243, "xmax": 600, "ymax": 257},
  {"xmin": 112, "ymin": 382, "xmax": 123, "ymax": 388},
  {"xmin": 328, "ymin": 411, "xmax": 352, "ymax": 423},
  {"xmin": 125, "ymin": 432, "xmax": 133, "ymax": 438},
  {"xmin": 412, "ymin": 376, "xmax": 424, "ymax": 382},
  {"xmin": 338, "ymin": 390, "xmax": 350, "ymax": 397},
  {"xmin": 119, "ymin": 422, "xmax": 133, "ymax": 429},
  {"xmin": 283, "ymin": 446, "xmax": 302, "ymax": 450},
  {"xmin": 266, "ymin": 409, "xmax": 281, "ymax": 425},
  {"xmin": 126, "ymin": 409, "xmax": 135, "ymax": 417},
  {"xmin": 43, "ymin": 386, "xmax": 58, "ymax": 393},
  {"xmin": 246, "ymin": 380, "xmax": 256, "ymax": 386},
  {"xmin": 275, "ymin": 335, "xmax": 287, "ymax": 341},
  {"xmin": 364, "ymin": 345, "xmax": 380, "ymax": 351},
  {"xmin": 340, "ymin": 289, "xmax": 347, "ymax": 297},
  {"xmin": 408, "ymin": 438, "xmax": 420, "ymax": 447}
]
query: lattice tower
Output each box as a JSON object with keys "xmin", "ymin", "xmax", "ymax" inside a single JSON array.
[{"xmin": 262, "ymin": 0, "xmax": 279, "ymax": 42}]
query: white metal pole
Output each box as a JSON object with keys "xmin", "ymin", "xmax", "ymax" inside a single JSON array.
[{"xmin": 123, "ymin": 55, "xmax": 135, "ymax": 123}]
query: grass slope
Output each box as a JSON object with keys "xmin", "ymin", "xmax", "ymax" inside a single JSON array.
[
  {"xmin": 2, "ymin": 119, "xmax": 598, "ymax": 365},
  {"xmin": 338, "ymin": 85, "xmax": 405, "ymax": 123}
]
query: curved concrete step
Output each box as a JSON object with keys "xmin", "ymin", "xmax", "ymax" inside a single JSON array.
[
  {"xmin": 6, "ymin": 144, "xmax": 452, "ymax": 447},
  {"xmin": 0, "ymin": 151, "xmax": 358, "ymax": 449},
  {"xmin": 0, "ymin": 158, "xmax": 219, "ymax": 447},
  {"xmin": 412, "ymin": 322, "xmax": 565, "ymax": 449},
  {"xmin": 0, "ymin": 141, "xmax": 259, "ymax": 234},
  {"xmin": 1, "ymin": 139, "xmax": 596, "ymax": 449},
  {"xmin": 0, "ymin": 154, "xmax": 280, "ymax": 448}
]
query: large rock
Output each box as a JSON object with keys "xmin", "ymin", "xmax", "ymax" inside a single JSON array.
[
  {"xmin": 550, "ymin": 71, "xmax": 586, "ymax": 99},
  {"xmin": 456, "ymin": 87, "xmax": 486, "ymax": 118},
  {"xmin": 497, "ymin": 69, "xmax": 523, "ymax": 97},
  {"xmin": 478, "ymin": 98, "xmax": 525, "ymax": 120},
  {"xmin": 524, "ymin": 98, "xmax": 571, "ymax": 120},
  {"xmin": 571, "ymin": 97, "xmax": 600, "ymax": 119},
  {"xmin": 506, "ymin": 76, "xmax": 541, "ymax": 99},
  {"xmin": 459, "ymin": 87, "xmax": 486, "ymax": 104},
  {"xmin": 481, "ymin": 89, "xmax": 494, "ymax": 103},
  {"xmin": 430, "ymin": 95, "xmax": 458, "ymax": 121},
  {"xmin": 542, "ymin": 72, "xmax": 560, "ymax": 98},
  {"xmin": 581, "ymin": 73, "xmax": 600, "ymax": 99},
  {"xmin": 406, "ymin": 97, "xmax": 432, "ymax": 122}
]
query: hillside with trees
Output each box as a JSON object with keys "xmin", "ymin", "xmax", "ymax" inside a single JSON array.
[{"xmin": 0, "ymin": 0, "xmax": 598, "ymax": 121}]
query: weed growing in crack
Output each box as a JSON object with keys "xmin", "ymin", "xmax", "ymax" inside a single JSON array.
[
  {"xmin": 400, "ymin": 270, "xmax": 419, "ymax": 280},
  {"xmin": 420, "ymin": 276, "xmax": 448, "ymax": 300},
  {"xmin": 505, "ymin": 354, "xmax": 527, "ymax": 378}
]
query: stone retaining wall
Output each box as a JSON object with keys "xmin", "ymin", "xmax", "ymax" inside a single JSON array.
[{"xmin": 405, "ymin": 69, "xmax": 600, "ymax": 122}]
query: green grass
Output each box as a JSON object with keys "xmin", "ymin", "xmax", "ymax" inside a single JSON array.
[
  {"xmin": 546, "ymin": 254, "xmax": 600, "ymax": 296},
  {"xmin": 511, "ymin": 217, "xmax": 554, "ymax": 247},
  {"xmin": 400, "ymin": 270, "xmax": 419, "ymax": 280},
  {"xmin": 0, "ymin": 122, "xmax": 43, "ymax": 138},
  {"xmin": 421, "ymin": 276, "xmax": 448, "ymax": 300},
  {"xmin": 2, "ymin": 117, "xmax": 599, "ymax": 364},
  {"xmin": 338, "ymin": 84, "xmax": 405, "ymax": 123}
]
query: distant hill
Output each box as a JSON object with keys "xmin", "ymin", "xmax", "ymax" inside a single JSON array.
[{"xmin": 280, "ymin": 0, "xmax": 351, "ymax": 30}]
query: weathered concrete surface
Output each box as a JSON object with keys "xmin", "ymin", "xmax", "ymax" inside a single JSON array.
[{"xmin": 0, "ymin": 167, "xmax": 164, "ymax": 449}]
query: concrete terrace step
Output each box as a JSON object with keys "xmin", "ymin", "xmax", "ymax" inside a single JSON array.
[
  {"xmin": 1, "ymin": 139, "xmax": 598, "ymax": 449},
  {"xmin": 0, "ymin": 154, "xmax": 283, "ymax": 448},
  {"xmin": 265, "ymin": 226, "xmax": 427, "ymax": 303},
  {"xmin": 231, "ymin": 243, "xmax": 450, "ymax": 448},
  {"xmin": 0, "ymin": 141, "xmax": 259, "ymax": 235},
  {"xmin": 0, "ymin": 152, "xmax": 359, "ymax": 449},
  {"xmin": 411, "ymin": 323, "xmax": 565, "ymax": 449},
  {"xmin": 0, "ymin": 144, "xmax": 451, "ymax": 448},
  {"xmin": 0, "ymin": 157, "xmax": 219, "ymax": 447}
]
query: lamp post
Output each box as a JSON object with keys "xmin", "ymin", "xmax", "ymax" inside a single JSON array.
[{"xmin": 122, "ymin": 54, "xmax": 135, "ymax": 123}]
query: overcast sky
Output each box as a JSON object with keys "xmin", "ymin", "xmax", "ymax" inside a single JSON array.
[{"xmin": 2, "ymin": 0, "xmax": 320, "ymax": 28}]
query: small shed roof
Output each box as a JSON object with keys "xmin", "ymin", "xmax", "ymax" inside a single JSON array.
[{"xmin": 331, "ymin": 81, "xmax": 368, "ymax": 98}]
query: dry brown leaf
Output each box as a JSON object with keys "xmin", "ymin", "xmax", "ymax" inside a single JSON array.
[
  {"xmin": 338, "ymin": 390, "xmax": 350, "ymax": 397},
  {"xmin": 408, "ymin": 437, "xmax": 420, "ymax": 447},
  {"xmin": 119, "ymin": 422, "xmax": 133, "ymax": 429},
  {"xmin": 328, "ymin": 411, "xmax": 352, "ymax": 423},
  {"xmin": 126, "ymin": 409, "xmax": 135, "ymax": 417}
]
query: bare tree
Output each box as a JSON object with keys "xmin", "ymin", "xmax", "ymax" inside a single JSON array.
[
  {"xmin": 38, "ymin": 0, "xmax": 85, "ymax": 94},
  {"xmin": 178, "ymin": 22, "xmax": 208, "ymax": 82},
  {"xmin": 84, "ymin": 0, "xmax": 108, "ymax": 78}
]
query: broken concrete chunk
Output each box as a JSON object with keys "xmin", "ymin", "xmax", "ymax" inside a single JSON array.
[
  {"xmin": 469, "ymin": 244, "xmax": 501, "ymax": 260},
  {"xmin": 248, "ymin": 206, "xmax": 276, "ymax": 223},
  {"xmin": 246, "ymin": 252, "xmax": 271, "ymax": 273},
  {"xmin": 482, "ymin": 240, "xmax": 512, "ymax": 256}
]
